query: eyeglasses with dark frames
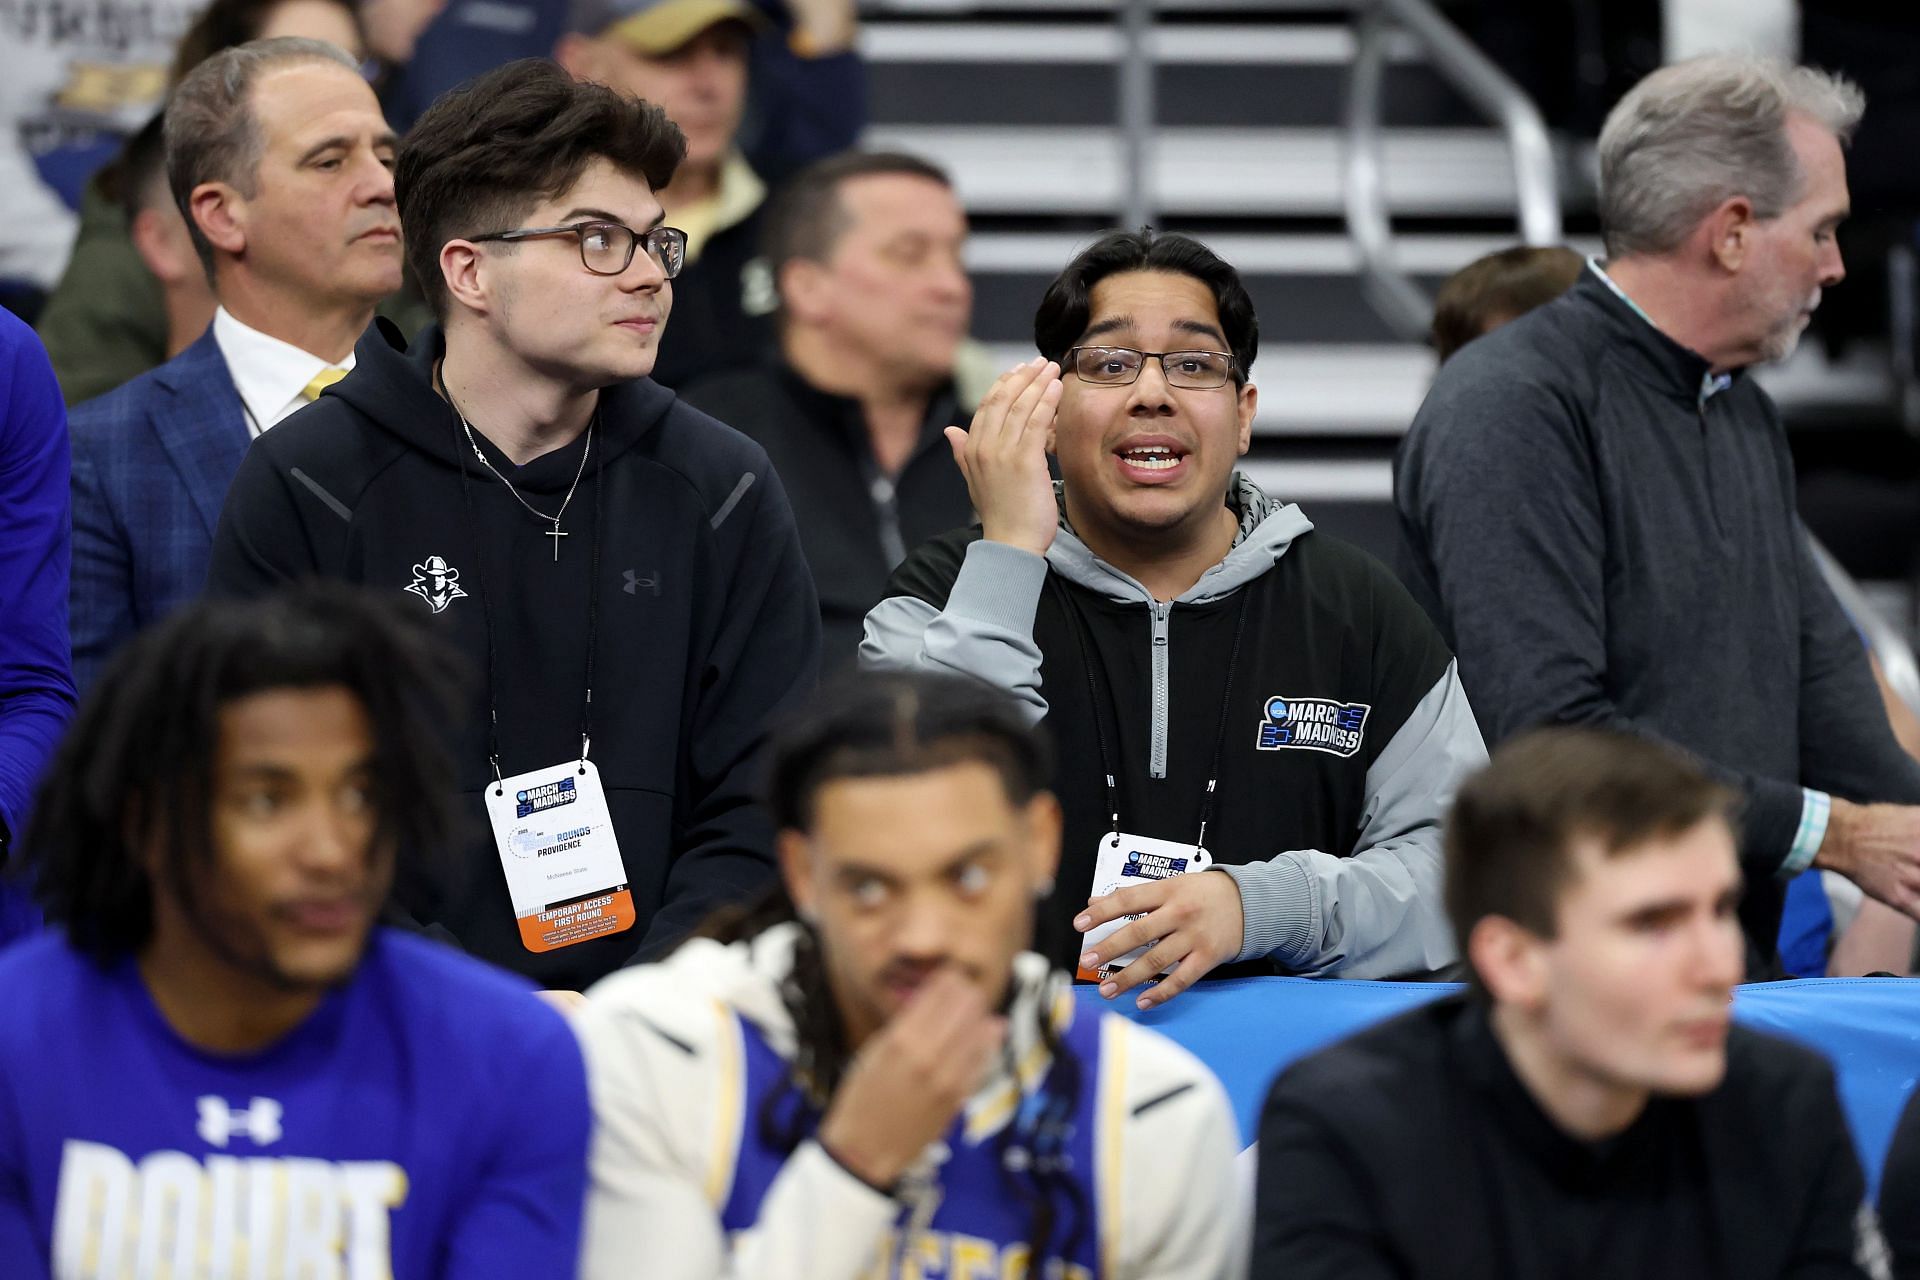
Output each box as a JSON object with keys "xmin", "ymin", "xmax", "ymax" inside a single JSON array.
[
  {"xmin": 1062, "ymin": 345, "xmax": 1239, "ymax": 390},
  {"xmin": 468, "ymin": 221, "xmax": 687, "ymax": 279}
]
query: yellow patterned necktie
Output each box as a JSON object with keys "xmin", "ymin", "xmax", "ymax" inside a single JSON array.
[{"xmin": 301, "ymin": 367, "xmax": 348, "ymax": 401}]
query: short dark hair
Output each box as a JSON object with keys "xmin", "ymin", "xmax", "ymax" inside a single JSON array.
[
  {"xmin": 1429, "ymin": 244, "xmax": 1585, "ymax": 362},
  {"xmin": 396, "ymin": 59, "xmax": 687, "ymax": 319},
  {"xmin": 169, "ymin": 0, "xmax": 364, "ymax": 86},
  {"xmin": 22, "ymin": 584, "xmax": 466, "ymax": 961},
  {"xmin": 1033, "ymin": 228, "xmax": 1258, "ymax": 384},
  {"xmin": 104, "ymin": 114, "xmax": 170, "ymax": 222},
  {"xmin": 761, "ymin": 149, "xmax": 954, "ymax": 274},
  {"xmin": 766, "ymin": 670, "xmax": 1051, "ymax": 832},
  {"xmin": 165, "ymin": 37, "xmax": 363, "ymax": 275},
  {"xmin": 1445, "ymin": 727, "xmax": 1738, "ymax": 968}
]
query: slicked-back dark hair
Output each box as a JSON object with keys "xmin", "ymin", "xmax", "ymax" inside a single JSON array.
[
  {"xmin": 22, "ymin": 583, "xmax": 466, "ymax": 960},
  {"xmin": 1445, "ymin": 727, "xmax": 1739, "ymax": 981},
  {"xmin": 706, "ymin": 671, "xmax": 1086, "ymax": 1271},
  {"xmin": 105, "ymin": 113, "xmax": 170, "ymax": 221},
  {"xmin": 396, "ymin": 58, "xmax": 687, "ymax": 319},
  {"xmin": 1033, "ymin": 228, "xmax": 1258, "ymax": 383}
]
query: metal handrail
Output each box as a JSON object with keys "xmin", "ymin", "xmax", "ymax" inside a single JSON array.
[
  {"xmin": 1343, "ymin": 0, "xmax": 1561, "ymax": 341},
  {"xmin": 1810, "ymin": 537, "xmax": 1920, "ymax": 723},
  {"xmin": 1118, "ymin": 0, "xmax": 1156, "ymax": 231}
]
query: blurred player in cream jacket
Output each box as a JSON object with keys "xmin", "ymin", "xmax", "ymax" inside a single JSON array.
[{"xmin": 575, "ymin": 671, "xmax": 1244, "ymax": 1279}]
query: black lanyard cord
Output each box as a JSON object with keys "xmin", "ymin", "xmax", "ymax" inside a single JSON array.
[
  {"xmin": 1050, "ymin": 576, "xmax": 1252, "ymax": 850},
  {"xmin": 447, "ymin": 394, "xmax": 604, "ymax": 793}
]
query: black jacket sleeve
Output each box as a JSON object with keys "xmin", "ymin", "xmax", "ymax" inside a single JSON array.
[
  {"xmin": 1252, "ymin": 1070, "xmax": 1407, "ymax": 1280},
  {"xmin": 1881, "ymin": 1090, "xmax": 1920, "ymax": 1279},
  {"xmin": 640, "ymin": 460, "xmax": 820, "ymax": 955},
  {"xmin": 1782, "ymin": 1054, "xmax": 1883, "ymax": 1280},
  {"xmin": 204, "ymin": 434, "xmax": 324, "ymax": 597}
]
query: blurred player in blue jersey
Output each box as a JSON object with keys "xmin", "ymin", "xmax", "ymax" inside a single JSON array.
[
  {"xmin": 575, "ymin": 670, "xmax": 1242, "ymax": 1279},
  {"xmin": 0, "ymin": 583, "xmax": 592, "ymax": 1278}
]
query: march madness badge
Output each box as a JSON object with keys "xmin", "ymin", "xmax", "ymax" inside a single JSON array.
[{"xmin": 1256, "ymin": 695, "xmax": 1371, "ymax": 757}]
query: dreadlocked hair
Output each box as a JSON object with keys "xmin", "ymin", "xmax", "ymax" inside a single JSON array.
[
  {"xmin": 20, "ymin": 583, "xmax": 467, "ymax": 959},
  {"xmin": 698, "ymin": 671, "xmax": 1089, "ymax": 1275}
]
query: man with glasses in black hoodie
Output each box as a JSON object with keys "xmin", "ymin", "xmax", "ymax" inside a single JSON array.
[{"xmin": 207, "ymin": 58, "xmax": 820, "ymax": 992}]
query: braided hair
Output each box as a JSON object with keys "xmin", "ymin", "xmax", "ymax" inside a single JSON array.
[{"xmin": 702, "ymin": 671, "xmax": 1091, "ymax": 1273}]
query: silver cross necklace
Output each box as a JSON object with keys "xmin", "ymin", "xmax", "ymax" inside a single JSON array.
[{"xmin": 451, "ymin": 402, "xmax": 595, "ymax": 561}]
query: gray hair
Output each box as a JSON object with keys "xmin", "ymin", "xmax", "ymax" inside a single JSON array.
[
  {"xmin": 1597, "ymin": 53, "xmax": 1864, "ymax": 258},
  {"xmin": 165, "ymin": 36, "xmax": 360, "ymax": 274}
]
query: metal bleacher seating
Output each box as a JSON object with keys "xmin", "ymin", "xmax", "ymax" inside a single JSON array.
[{"xmin": 857, "ymin": 0, "xmax": 1590, "ymax": 559}]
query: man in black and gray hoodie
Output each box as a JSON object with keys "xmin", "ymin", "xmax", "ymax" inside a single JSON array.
[{"xmin": 861, "ymin": 229, "xmax": 1485, "ymax": 1006}]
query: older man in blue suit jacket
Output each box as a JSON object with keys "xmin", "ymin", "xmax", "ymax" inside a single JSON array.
[{"xmin": 68, "ymin": 36, "xmax": 403, "ymax": 691}]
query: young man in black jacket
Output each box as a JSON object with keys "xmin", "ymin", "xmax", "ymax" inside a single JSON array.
[
  {"xmin": 1255, "ymin": 727, "xmax": 1888, "ymax": 1280},
  {"xmin": 862, "ymin": 230, "xmax": 1485, "ymax": 1002},
  {"xmin": 206, "ymin": 60, "xmax": 820, "ymax": 991}
]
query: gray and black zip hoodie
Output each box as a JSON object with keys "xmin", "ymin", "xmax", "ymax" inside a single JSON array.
[{"xmin": 860, "ymin": 475, "xmax": 1484, "ymax": 980}]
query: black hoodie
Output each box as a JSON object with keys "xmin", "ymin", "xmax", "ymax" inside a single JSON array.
[{"xmin": 206, "ymin": 320, "xmax": 821, "ymax": 990}]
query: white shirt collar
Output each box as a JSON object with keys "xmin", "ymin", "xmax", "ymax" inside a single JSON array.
[{"xmin": 211, "ymin": 307, "xmax": 357, "ymax": 437}]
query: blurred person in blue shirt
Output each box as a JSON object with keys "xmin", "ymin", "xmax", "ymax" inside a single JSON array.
[
  {"xmin": 0, "ymin": 311, "xmax": 74, "ymax": 945},
  {"xmin": 0, "ymin": 583, "xmax": 590, "ymax": 1277}
]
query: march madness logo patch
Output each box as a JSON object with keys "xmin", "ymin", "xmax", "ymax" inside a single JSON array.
[{"xmin": 1256, "ymin": 696, "xmax": 1371, "ymax": 757}]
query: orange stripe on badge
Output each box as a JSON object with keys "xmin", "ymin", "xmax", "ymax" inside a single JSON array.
[{"xmin": 516, "ymin": 889, "xmax": 638, "ymax": 953}]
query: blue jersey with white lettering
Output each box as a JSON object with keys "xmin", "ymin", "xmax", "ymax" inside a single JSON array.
[
  {"xmin": 0, "ymin": 928, "xmax": 591, "ymax": 1279},
  {"xmin": 721, "ymin": 1001, "xmax": 1107, "ymax": 1279}
]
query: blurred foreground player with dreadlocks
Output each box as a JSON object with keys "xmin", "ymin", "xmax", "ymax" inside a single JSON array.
[{"xmin": 575, "ymin": 670, "xmax": 1242, "ymax": 1278}]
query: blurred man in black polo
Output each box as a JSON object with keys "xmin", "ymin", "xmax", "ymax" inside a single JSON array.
[{"xmin": 686, "ymin": 151, "xmax": 974, "ymax": 670}]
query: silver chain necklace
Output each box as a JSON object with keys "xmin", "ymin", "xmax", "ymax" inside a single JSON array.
[{"xmin": 452, "ymin": 401, "xmax": 595, "ymax": 561}]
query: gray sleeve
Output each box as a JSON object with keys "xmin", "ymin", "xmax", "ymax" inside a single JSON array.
[
  {"xmin": 1218, "ymin": 660, "xmax": 1484, "ymax": 978},
  {"xmin": 858, "ymin": 539, "xmax": 1051, "ymax": 723}
]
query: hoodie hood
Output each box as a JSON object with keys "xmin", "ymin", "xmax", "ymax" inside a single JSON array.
[
  {"xmin": 1046, "ymin": 470, "xmax": 1315, "ymax": 604},
  {"xmin": 332, "ymin": 318, "xmax": 683, "ymax": 496}
]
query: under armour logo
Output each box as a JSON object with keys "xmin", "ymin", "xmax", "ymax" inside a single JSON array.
[
  {"xmin": 196, "ymin": 1096, "xmax": 284, "ymax": 1148},
  {"xmin": 623, "ymin": 569, "xmax": 661, "ymax": 596}
]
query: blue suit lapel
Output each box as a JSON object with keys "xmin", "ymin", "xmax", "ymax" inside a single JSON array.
[{"xmin": 149, "ymin": 331, "xmax": 252, "ymax": 538}]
